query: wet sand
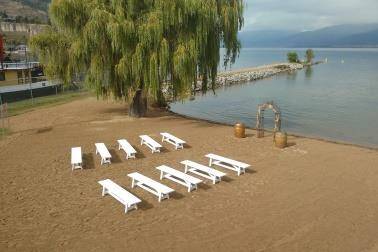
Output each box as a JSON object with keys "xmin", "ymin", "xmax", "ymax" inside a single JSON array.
[{"xmin": 1, "ymin": 97, "xmax": 378, "ymax": 251}]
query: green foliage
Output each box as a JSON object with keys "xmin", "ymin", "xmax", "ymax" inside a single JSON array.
[
  {"xmin": 305, "ymin": 49, "xmax": 315, "ymax": 63},
  {"xmin": 287, "ymin": 52, "xmax": 299, "ymax": 63},
  {"xmin": 0, "ymin": 11, "xmax": 9, "ymax": 19},
  {"xmin": 30, "ymin": 0, "xmax": 244, "ymax": 106}
]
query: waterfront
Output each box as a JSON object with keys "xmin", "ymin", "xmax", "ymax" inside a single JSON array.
[{"xmin": 171, "ymin": 48, "xmax": 378, "ymax": 148}]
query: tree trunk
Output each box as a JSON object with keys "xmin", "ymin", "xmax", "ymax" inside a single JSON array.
[
  {"xmin": 128, "ymin": 89, "xmax": 147, "ymax": 117},
  {"xmin": 155, "ymin": 89, "xmax": 167, "ymax": 107}
]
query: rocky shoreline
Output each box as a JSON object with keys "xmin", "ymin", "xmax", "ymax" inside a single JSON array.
[
  {"xmin": 198, "ymin": 63, "xmax": 304, "ymax": 90},
  {"xmin": 164, "ymin": 62, "xmax": 314, "ymax": 99}
]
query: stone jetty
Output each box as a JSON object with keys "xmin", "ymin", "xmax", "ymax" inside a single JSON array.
[{"xmin": 206, "ymin": 63, "xmax": 304, "ymax": 89}]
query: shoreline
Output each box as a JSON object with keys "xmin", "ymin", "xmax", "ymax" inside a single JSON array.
[
  {"xmin": 168, "ymin": 110, "xmax": 378, "ymax": 151},
  {"xmin": 171, "ymin": 61, "xmax": 378, "ymax": 151}
]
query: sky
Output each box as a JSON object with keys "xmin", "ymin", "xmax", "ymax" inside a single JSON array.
[{"xmin": 243, "ymin": 0, "xmax": 378, "ymax": 31}]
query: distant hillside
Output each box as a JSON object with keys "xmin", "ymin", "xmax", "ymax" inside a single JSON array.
[
  {"xmin": 0, "ymin": 0, "xmax": 49, "ymax": 20},
  {"xmin": 239, "ymin": 24, "xmax": 378, "ymax": 48},
  {"xmin": 238, "ymin": 30, "xmax": 297, "ymax": 48},
  {"xmin": 18, "ymin": 0, "xmax": 50, "ymax": 12},
  {"xmin": 335, "ymin": 29, "xmax": 378, "ymax": 47}
]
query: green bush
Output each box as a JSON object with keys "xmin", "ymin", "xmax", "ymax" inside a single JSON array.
[{"xmin": 287, "ymin": 52, "xmax": 299, "ymax": 63}]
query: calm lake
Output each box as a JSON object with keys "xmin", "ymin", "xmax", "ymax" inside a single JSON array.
[{"xmin": 170, "ymin": 48, "xmax": 378, "ymax": 148}]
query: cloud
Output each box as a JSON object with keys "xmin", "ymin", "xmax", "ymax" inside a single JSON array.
[{"xmin": 242, "ymin": 0, "xmax": 378, "ymax": 31}]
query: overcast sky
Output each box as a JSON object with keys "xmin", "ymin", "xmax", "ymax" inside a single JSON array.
[{"xmin": 243, "ymin": 0, "xmax": 378, "ymax": 31}]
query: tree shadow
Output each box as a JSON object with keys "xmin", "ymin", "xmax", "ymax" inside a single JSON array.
[
  {"xmin": 145, "ymin": 109, "xmax": 169, "ymax": 118},
  {"xmin": 99, "ymin": 107, "xmax": 127, "ymax": 116},
  {"xmin": 83, "ymin": 153, "xmax": 95, "ymax": 169}
]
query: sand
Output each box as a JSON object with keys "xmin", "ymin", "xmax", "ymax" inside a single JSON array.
[{"xmin": 1, "ymin": 97, "xmax": 378, "ymax": 251}]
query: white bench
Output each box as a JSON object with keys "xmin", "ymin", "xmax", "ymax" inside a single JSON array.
[
  {"xmin": 160, "ymin": 132, "xmax": 186, "ymax": 150},
  {"xmin": 128, "ymin": 172, "xmax": 174, "ymax": 202},
  {"xmin": 206, "ymin": 153, "xmax": 250, "ymax": 176},
  {"xmin": 180, "ymin": 160, "xmax": 226, "ymax": 184},
  {"xmin": 139, "ymin": 135, "xmax": 162, "ymax": 153},
  {"xmin": 117, "ymin": 139, "xmax": 137, "ymax": 159},
  {"xmin": 71, "ymin": 147, "xmax": 83, "ymax": 171},
  {"xmin": 98, "ymin": 179, "xmax": 141, "ymax": 214},
  {"xmin": 95, "ymin": 143, "xmax": 112, "ymax": 165},
  {"xmin": 156, "ymin": 165, "xmax": 202, "ymax": 192}
]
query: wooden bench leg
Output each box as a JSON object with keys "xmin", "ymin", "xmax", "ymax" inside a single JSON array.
[
  {"xmin": 236, "ymin": 166, "xmax": 244, "ymax": 176},
  {"xmin": 101, "ymin": 186, "xmax": 107, "ymax": 196},
  {"xmin": 209, "ymin": 158, "xmax": 213, "ymax": 167},
  {"xmin": 212, "ymin": 176, "xmax": 220, "ymax": 184},
  {"xmin": 160, "ymin": 171, "xmax": 164, "ymax": 180},
  {"xmin": 187, "ymin": 183, "xmax": 192, "ymax": 192},
  {"xmin": 131, "ymin": 178, "xmax": 135, "ymax": 188}
]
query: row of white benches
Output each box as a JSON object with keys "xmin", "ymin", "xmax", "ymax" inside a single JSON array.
[
  {"xmin": 71, "ymin": 133, "xmax": 186, "ymax": 170},
  {"xmin": 98, "ymin": 155, "xmax": 250, "ymax": 214}
]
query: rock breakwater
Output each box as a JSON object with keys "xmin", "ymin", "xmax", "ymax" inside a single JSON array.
[{"xmin": 215, "ymin": 63, "xmax": 303, "ymax": 87}]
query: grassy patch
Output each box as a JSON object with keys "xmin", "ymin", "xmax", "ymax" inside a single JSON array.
[
  {"xmin": 6, "ymin": 90, "xmax": 91, "ymax": 117},
  {"xmin": 0, "ymin": 127, "xmax": 10, "ymax": 138}
]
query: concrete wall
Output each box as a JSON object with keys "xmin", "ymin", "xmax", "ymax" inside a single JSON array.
[{"xmin": 0, "ymin": 22, "xmax": 47, "ymax": 36}]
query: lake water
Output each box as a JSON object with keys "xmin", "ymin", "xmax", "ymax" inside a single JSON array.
[{"xmin": 170, "ymin": 48, "xmax": 378, "ymax": 148}]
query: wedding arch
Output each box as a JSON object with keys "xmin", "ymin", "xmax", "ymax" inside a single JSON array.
[{"xmin": 256, "ymin": 101, "xmax": 281, "ymax": 138}]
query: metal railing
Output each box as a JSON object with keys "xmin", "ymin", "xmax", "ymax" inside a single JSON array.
[{"xmin": 0, "ymin": 62, "xmax": 40, "ymax": 70}]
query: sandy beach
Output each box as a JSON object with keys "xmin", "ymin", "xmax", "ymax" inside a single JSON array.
[{"xmin": 1, "ymin": 97, "xmax": 378, "ymax": 251}]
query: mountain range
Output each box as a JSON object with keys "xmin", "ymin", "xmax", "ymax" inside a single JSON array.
[
  {"xmin": 239, "ymin": 24, "xmax": 378, "ymax": 48},
  {"xmin": 1, "ymin": 1, "xmax": 377, "ymax": 48}
]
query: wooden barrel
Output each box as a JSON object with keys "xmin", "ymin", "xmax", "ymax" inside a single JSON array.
[
  {"xmin": 275, "ymin": 131, "xmax": 287, "ymax": 148},
  {"xmin": 234, "ymin": 123, "xmax": 246, "ymax": 138}
]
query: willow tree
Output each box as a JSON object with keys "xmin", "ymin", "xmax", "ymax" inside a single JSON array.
[{"xmin": 30, "ymin": 0, "xmax": 244, "ymax": 117}]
